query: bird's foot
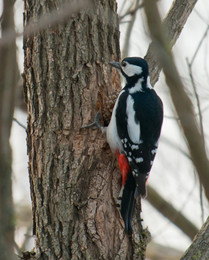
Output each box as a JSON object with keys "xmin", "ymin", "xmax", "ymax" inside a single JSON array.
[{"xmin": 81, "ymin": 111, "xmax": 106, "ymax": 134}]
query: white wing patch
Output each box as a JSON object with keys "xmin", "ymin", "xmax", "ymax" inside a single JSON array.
[
  {"xmin": 126, "ymin": 95, "xmax": 140, "ymax": 143},
  {"xmin": 135, "ymin": 157, "xmax": 143, "ymax": 163},
  {"xmin": 131, "ymin": 144, "xmax": 139, "ymax": 150}
]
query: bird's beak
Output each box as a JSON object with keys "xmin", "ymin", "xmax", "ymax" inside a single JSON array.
[{"xmin": 109, "ymin": 61, "xmax": 121, "ymax": 70}]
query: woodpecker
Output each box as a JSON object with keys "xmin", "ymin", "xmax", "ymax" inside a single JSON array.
[
  {"xmin": 83, "ymin": 57, "xmax": 163, "ymax": 234},
  {"xmin": 105, "ymin": 57, "xmax": 163, "ymax": 233}
]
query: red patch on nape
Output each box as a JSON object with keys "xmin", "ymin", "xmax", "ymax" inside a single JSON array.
[{"xmin": 116, "ymin": 151, "xmax": 130, "ymax": 186}]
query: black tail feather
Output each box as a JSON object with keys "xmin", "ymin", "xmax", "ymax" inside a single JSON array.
[
  {"xmin": 120, "ymin": 188, "xmax": 135, "ymax": 234},
  {"xmin": 120, "ymin": 171, "xmax": 136, "ymax": 234},
  {"xmin": 135, "ymin": 173, "xmax": 148, "ymax": 198}
]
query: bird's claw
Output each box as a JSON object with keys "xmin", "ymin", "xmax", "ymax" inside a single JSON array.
[{"xmin": 81, "ymin": 111, "xmax": 105, "ymax": 133}]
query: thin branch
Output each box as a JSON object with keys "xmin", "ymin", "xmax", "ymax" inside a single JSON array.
[
  {"xmin": 190, "ymin": 25, "xmax": 209, "ymax": 66},
  {"xmin": 120, "ymin": 0, "xmax": 135, "ymax": 21},
  {"xmin": 13, "ymin": 118, "xmax": 26, "ymax": 130},
  {"xmin": 194, "ymin": 9, "xmax": 208, "ymax": 24},
  {"xmin": 0, "ymin": 0, "xmax": 92, "ymax": 48},
  {"xmin": 186, "ymin": 58, "xmax": 204, "ymax": 144},
  {"xmin": 204, "ymin": 33, "xmax": 209, "ymax": 84},
  {"xmin": 186, "ymin": 57, "xmax": 205, "ymax": 222},
  {"xmin": 119, "ymin": 2, "xmax": 143, "ymax": 21},
  {"xmin": 118, "ymin": 0, "xmax": 128, "ymax": 17},
  {"xmin": 164, "ymin": 115, "xmax": 179, "ymax": 120},
  {"xmin": 199, "ymin": 183, "xmax": 204, "ymax": 223},
  {"xmin": 120, "ymin": 20, "xmax": 132, "ymax": 24}
]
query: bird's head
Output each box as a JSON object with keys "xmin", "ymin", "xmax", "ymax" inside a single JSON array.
[{"xmin": 109, "ymin": 57, "xmax": 151, "ymax": 91}]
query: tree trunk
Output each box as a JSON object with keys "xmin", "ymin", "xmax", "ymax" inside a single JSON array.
[
  {"xmin": 180, "ymin": 217, "xmax": 209, "ymax": 260},
  {"xmin": 24, "ymin": 0, "xmax": 147, "ymax": 259}
]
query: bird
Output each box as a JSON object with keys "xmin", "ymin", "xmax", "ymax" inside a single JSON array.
[{"xmin": 83, "ymin": 57, "xmax": 163, "ymax": 234}]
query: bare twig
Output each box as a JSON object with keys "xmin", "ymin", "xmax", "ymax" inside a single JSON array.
[
  {"xmin": 119, "ymin": 2, "xmax": 143, "ymax": 21},
  {"xmin": 118, "ymin": 0, "xmax": 128, "ymax": 16},
  {"xmin": 120, "ymin": 0, "xmax": 135, "ymax": 20},
  {"xmin": 186, "ymin": 58, "xmax": 204, "ymax": 144},
  {"xmin": 164, "ymin": 115, "xmax": 179, "ymax": 120},
  {"xmin": 194, "ymin": 9, "xmax": 208, "ymax": 24},
  {"xmin": 120, "ymin": 20, "xmax": 133, "ymax": 24},
  {"xmin": 13, "ymin": 118, "xmax": 26, "ymax": 130},
  {"xmin": 199, "ymin": 183, "xmax": 204, "ymax": 223},
  {"xmin": 204, "ymin": 33, "xmax": 209, "ymax": 84},
  {"xmin": 0, "ymin": 0, "xmax": 92, "ymax": 48},
  {"xmin": 190, "ymin": 25, "xmax": 209, "ymax": 66}
]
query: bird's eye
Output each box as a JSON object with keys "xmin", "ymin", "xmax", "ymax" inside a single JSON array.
[{"xmin": 121, "ymin": 61, "xmax": 127, "ymax": 67}]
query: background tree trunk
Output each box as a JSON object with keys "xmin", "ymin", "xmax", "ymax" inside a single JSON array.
[
  {"xmin": 0, "ymin": 1, "xmax": 18, "ymax": 259},
  {"xmin": 180, "ymin": 217, "xmax": 209, "ymax": 260},
  {"xmin": 24, "ymin": 0, "xmax": 147, "ymax": 259}
]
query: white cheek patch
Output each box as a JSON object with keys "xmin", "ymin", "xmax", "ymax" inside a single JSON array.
[
  {"xmin": 122, "ymin": 64, "xmax": 142, "ymax": 77},
  {"xmin": 126, "ymin": 95, "xmax": 140, "ymax": 143}
]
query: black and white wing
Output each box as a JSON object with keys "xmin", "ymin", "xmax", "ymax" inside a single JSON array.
[{"xmin": 116, "ymin": 89, "xmax": 163, "ymax": 197}]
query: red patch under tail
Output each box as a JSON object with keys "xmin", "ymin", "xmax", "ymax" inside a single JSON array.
[{"xmin": 116, "ymin": 152, "xmax": 130, "ymax": 186}]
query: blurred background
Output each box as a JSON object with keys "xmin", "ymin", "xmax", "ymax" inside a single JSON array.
[{"xmin": 1, "ymin": 0, "xmax": 209, "ymax": 259}]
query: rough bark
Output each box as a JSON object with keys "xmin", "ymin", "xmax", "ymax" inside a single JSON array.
[
  {"xmin": 180, "ymin": 217, "xmax": 209, "ymax": 260},
  {"xmin": 24, "ymin": 0, "xmax": 147, "ymax": 259},
  {"xmin": 0, "ymin": 1, "xmax": 18, "ymax": 259}
]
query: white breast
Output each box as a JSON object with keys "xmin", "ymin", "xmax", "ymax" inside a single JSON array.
[{"xmin": 106, "ymin": 91, "xmax": 124, "ymax": 153}]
